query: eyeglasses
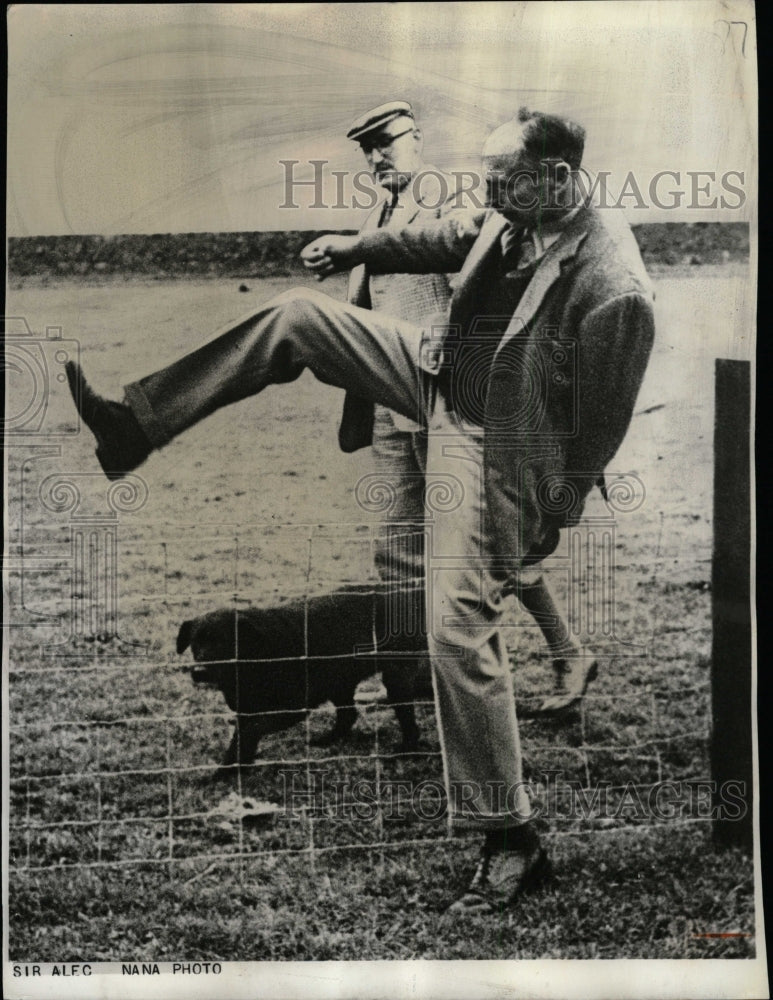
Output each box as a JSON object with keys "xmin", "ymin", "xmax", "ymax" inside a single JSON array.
[{"xmin": 360, "ymin": 128, "xmax": 415, "ymax": 156}]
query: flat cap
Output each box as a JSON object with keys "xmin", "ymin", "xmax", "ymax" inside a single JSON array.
[{"xmin": 346, "ymin": 101, "xmax": 415, "ymax": 142}]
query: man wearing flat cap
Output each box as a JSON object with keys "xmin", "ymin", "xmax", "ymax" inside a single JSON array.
[
  {"xmin": 340, "ymin": 100, "xmax": 456, "ymax": 595},
  {"xmin": 65, "ymin": 107, "xmax": 655, "ymax": 914}
]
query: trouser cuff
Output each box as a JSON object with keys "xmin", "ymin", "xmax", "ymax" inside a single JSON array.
[
  {"xmin": 449, "ymin": 811, "xmax": 533, "ymax": 832},
  {"xmin": 124, "ymin": 381, "xmax": 172, "ymax": 448}
]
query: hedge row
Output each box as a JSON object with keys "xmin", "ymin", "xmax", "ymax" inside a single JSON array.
[{"xmin": 7, "ymin": 223, "xmax": 748, "ymax": 278}]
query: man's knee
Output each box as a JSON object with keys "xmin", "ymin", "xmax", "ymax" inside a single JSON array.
[
  {"xmin": 271, "ymin": 285, "xmax": 330, "ymax": 316},
  {"xmin": 262, "ymin": 287, "xmax": 339, "ymax": 350}
]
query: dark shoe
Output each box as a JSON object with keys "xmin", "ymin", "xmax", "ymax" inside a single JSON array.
[
  {"xmin": 65, "ymin": 361, "xmax": 152, "ymax": 480},
  {"xmin": 447, "ymin": 832, "xmax": 551, "ymax": 915},
  {"xmin": 538, "ymin": 656, "xmax": 599, "ymax": 716}
]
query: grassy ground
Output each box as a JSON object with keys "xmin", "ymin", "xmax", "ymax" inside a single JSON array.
[
  {"xmin": 5, "ymin": 265, "xmax": 758, "ymax": 960},
  {"xmin": 8, "ymin": 831, "xmax": 755, "ymax": 960}
]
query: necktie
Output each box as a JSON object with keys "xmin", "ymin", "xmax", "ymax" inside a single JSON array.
[
  {"xmin": 500, "ymin": 225, "xmax": 536, "ymax": 273},
  {"xmin": 379, "ymin": 191, "xmax": 400, "ymax": 228}
]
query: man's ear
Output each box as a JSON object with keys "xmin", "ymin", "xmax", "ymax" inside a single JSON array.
[
  {"xmin": 177, "ymin": 620, "xmax": 193, "ymax": 654},
  {"xmin": 550, "ymin": 160, "xmax": 573, "ymax": 199}
]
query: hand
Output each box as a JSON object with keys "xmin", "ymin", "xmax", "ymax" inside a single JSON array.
[{"xmin": 301, "ymin": 235, "xmax": 359, "ymax": 280}]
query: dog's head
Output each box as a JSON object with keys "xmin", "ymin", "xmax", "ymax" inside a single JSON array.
[{"xmin": 177, "ymin": 610, "xmax": 260, "ymax": 688}]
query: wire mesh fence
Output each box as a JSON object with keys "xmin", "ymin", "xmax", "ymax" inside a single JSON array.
[{"xmin": 7, "ymin": 518, "xmax": 716, "ymax": 878}]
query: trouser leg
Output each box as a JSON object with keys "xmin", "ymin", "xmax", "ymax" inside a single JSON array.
[
  {"xmin": 424, "ymin": 398, "xmax": 531, "ymax": 831},
  {"xmin": 371, "ymin": 407, "xmax": 427, "ymax": 585},
  {"xmin": 124, "ymin": 287, "xmax": 433, "ymax": 447},
  {"xmin": 368, "ymin": 408, "xmax": 428, "ymax": 746},
  {"xmin": 120, "ymin": 285, "xmax": 531, "ymax": 827}
]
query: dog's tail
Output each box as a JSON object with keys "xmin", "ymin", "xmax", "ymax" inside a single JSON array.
[{"xmin": 176, "ymin": 621, "xmax": 193, "ymax": 654}]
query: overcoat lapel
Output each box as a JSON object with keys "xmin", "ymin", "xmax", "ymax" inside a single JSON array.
[
  {"xmin": 495, "ymin": 218, "xmax": 589, "ymax": 356},
  {"xmin": 347, "ymin": 199, "xmax": 386, "ymax": 303},
  {"xmin": 450, "ymin": 212, "xmax": 508, "ymax": 324},
  {"xmin": 455, "ymin": 211, "xmax": 508, "ymax": 286},
  {"xmin": 449, "ymin": 210, "xmax": 586, "ymax": 340}
]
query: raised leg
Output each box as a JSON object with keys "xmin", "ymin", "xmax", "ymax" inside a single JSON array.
[
  {"xmin": 67, "ymin": 287, "xmax": 437, "ymax": 479},
  {"xmin": 126, "ymin": 288, "xmax": 433, "ymax": 448}
]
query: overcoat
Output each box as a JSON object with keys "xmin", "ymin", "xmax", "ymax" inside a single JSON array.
[{"xmin": 340, "ymin": 202, "xmax": 656, "ymax": 564}]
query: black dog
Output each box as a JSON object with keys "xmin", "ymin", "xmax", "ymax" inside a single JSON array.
[{"xmin": 177, "ymin": 585, "xmax": 432, "ymax": 768}]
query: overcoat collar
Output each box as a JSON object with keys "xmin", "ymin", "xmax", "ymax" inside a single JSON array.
[{"xmin": 453, "ymin": 206, "xmax": 591, "ymax": 356}]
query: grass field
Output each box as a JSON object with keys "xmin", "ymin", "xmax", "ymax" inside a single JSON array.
[{"xmin": 4, "ymin": 264, "xmax": 758, "ymax": 961}]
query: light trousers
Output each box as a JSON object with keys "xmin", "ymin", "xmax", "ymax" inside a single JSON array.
[
  {"xmin": 370, "ymin": 407, "xmax": 427, "ymax": 586},
  {"xmin": 126, "ymin": 287, "xmax": 532, "ymax": 829}
]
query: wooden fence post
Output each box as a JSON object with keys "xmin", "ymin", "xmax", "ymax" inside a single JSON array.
[{"xmin": 711, "ymin": 358, "xmax": 753, "ymax": 850}]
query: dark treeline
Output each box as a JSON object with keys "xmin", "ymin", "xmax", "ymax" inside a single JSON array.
[{"xmin": 8, "ymin": 223, "xmax": 749, "ymax": 279}]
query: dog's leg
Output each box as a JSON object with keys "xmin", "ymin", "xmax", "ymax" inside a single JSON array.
[
  {"xmin": 330, "ymin": 703, "xmax": 358, "ymax": 741},
  {"xmin": 392, "ymin": 702, "xmax": 420, "ymax": 752},
  {"xmin": 382, "ymin": 661, "xmax": 421, "ymax": 752},
  {"xmin": 214, "ymin": 735, "xmax": 241, "ymax": 780},
  {"xmin": 218, "ymin": 717, "xmax": 262, "ymax": 777},
  {"xmin": 312, "ymin": 702, "xmax": 357, "ymax": 746}
]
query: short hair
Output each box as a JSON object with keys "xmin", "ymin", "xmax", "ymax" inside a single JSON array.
[{"xmin": 516, "ymin": 107, "xmax": 586, "ymax": 171}]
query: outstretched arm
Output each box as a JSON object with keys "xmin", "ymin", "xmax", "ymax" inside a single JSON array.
[{"xmin": 301, "ymin": 209, "xmax": 485, "ymax": 279}]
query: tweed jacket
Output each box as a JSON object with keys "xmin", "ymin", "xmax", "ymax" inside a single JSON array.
[
  {"xmin": 347, "ymin": 202, "xmax": 656, "ymax": 565},
  {"xmin": 338, "ymin": 167, "xmax": 457, "ymax": 451}
]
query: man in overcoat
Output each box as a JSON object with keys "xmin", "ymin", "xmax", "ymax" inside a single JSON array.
[
  {"xmin": 66, "ymin": 107, "xmax": 655, "ymax": 913},
  {"xmin": 341, "ymin": 101, "xmax": 586, "ymax": 714}
]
